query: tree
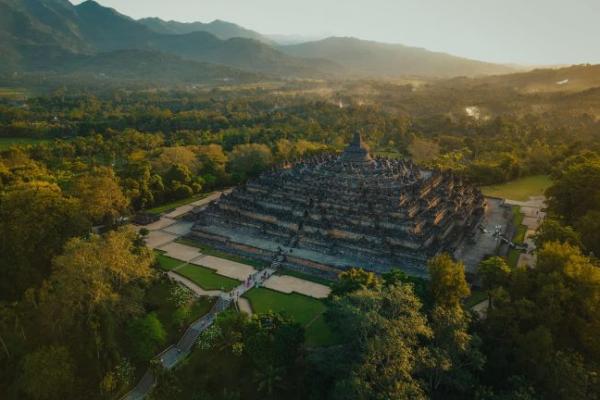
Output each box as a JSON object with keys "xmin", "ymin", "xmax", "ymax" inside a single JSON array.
[
  {"xmin": 546, "ymin": 160, "xmax": 600, "ymax": 225},
  {"xmin": 331, "ymin": 267, "xmax": 381, "ymax": 296},
  {"xmin": 254, "ymin": 364, "xmax": 285, "ymax": 398},
  {"xmin": 575, "ymin": 210, "xmax": 600, "ymax": 256},
  {"xmin": 533, "ymin": 218, "xmax": 581, "ymax": 249},
  {"xmin": 127, "ymin": 313, "xmax": 166, "ymax": 361},
  {"xmin": 0, "ymin": 181, "xmax": 89, "ymax": 300},
  {"xmin": 425, "ymin": 305, "xmax": 485, "ymax": 397},
  {"xmin": 478, "ymin": 257, "xmax": 511, "ymax": 308},
  {"xmin": 164, "ymin": 163, "xmax": 192, "ymax": 188},
  {"xmin": 70, "ymin": 166, "xmax": 129, "ymax": 225},
  {"xmin": 480, "ymin": 242, "xmax": 600, "ymax": 399},
  {"xmin": 38, "ymin": 228, "xmax": 154, "ymax": 369},
  {"xmin": 382, "ymin": 268, "xmax": 429, "ymax": 301},
  {"xmin": 21, "ymin": 345, "xmax": 76, "ymax": 400},
  {"xmin": 428, "ymin": 254, "xmax": 470, "ymax": 308},
  {"xmin": 153, "ymin": 146, "xmax": 199, "ymax": 174},
  {"xmin": 326, "ymin": 285, "xmax": 432, "ymax": 400},
  {"xmin": 197, "ymin": 144, "xmax": 228, "ymax": 180},
  {"xmin": 228, "ymin": 143, "xmax": 272, "ymax": 181}
]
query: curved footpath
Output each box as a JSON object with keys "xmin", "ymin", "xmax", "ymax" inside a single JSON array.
[{"xmin": 121, "ymin": 261, "xmax": 280, "ymax": 400}]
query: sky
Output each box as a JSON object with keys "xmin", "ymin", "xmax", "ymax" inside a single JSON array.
[{"xmin": 70, "ymin": 0, "xmax": 600, "ymax": 65}]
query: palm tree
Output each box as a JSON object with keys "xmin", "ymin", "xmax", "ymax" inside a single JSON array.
[{"xmin": 253, "ymin": 364, "xmax": 285, "ymax": 398}]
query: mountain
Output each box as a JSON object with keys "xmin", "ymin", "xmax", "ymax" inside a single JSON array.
[
  {"xmin": 72, "ymin": 1, "xmax": 335, "ymax": 76},
  {"xmin": 0, "ymin": 0, "xmax": 335, "ymax": 78},
  {"xmin": 280, "ymin": 37, "xmax": 515, "ymax": 78},
  {"xmin": 0, "ymin": 0, "xmax": 518, "ymax": 82},
  {"xmin": 63, "ymin": 49, "xmax": 259, "ymax": 84},
  {"xmin": 139, "ymin": 17, "xmax": 274, "ymax": 44},
  {"xmin": 470, "ymin": 64, "xmax": 600, "ymax": 93}
]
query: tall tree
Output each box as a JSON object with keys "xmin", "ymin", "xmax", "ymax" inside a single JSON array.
[
  {"xmin": 327, "ymin": 285, "xmax": 432, "ymax": 400},
  {"xmin": 428, "ymin": 253, "xmax": 470, "ymax": 308},
  {"xmin": 331, "ymin": 268, "xmax": 381, "ymax": 296},
  {"xmin": 70, "ymin": 167, "xmax": 129, "ymax": 226},
  {"xmin": 478, "ymin": 257, "xmax": 511, "ymax": 308},
  {"xmin": 20, "ymin": 345, "xmax": 76, "ymax": 400},
  {"xmin": 0, "ymin": 181, "xmax": 89, "ymax": 300}
]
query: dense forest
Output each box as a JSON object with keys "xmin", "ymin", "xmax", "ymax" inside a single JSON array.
[{"xmin": 1, "ymin": 72, "xmax": 600, "ymax": 399}]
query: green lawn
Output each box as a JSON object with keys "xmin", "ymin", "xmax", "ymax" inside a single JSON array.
[
  {"xmin": 176, "ymin": 264, "xmax": 240, "ymax": 291},
  {"xmin": 481, "ymin": 175, "xmax": 552, "ymax": 201},
  {"xmin": 155, "ymin": 253, "xmax": 185, "ymax": 271},
  {"xmin": 506, "ymin": 205, "xmax": 527, "ymax": 267},
  {"xmin": 146, "ymin": 193, "xmax": 208, "ymax": 215},
  {"xmin": 243, "ymin": 288, "xmax": 337, "ymax": 347},
  {"xmin": 0, "ymin": 137, "xmax": 51, "ymax": 150},
  {"xmin": 176, "ymin": 238, "xmax": 269, "ymax": 269}
]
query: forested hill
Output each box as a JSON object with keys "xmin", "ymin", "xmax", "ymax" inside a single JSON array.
[
  {"xmin": 280, "ymin": 37, "xmax": 515, "ymax": 78},
  {"xmin": 469, "ymin": 64, "xmax": 600, "ymax": 93},
  {"xmin": 0, "ymin": 0, "xmax": 334, "ymax": 79},
  {"xmin": 138, "ymin": 17, "xmax": 275, "ymax": 45},
  {"xmin": 0, "ymin": 0, "xmax": 517, "ymax": 83}
]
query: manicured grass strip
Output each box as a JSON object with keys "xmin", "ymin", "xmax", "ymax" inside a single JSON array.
[
  {"xmin": 0, "ymin": 137, "xmax": 51, "ymax": 150},
  {"xmin": 146, "ymin": 193, "xmax": 208, "ymax": 215},
  {"xmin": 507, "ymin": 249, "xmax": 521, "ymax": 268},
  {"xmin": 243, "ymin": 288, "xmax": 337, "ymax": 347},
  {"xmin": 506, "ymin": 205, "xmax": 527, "ymax": 267},
  {"xmin": 511, "ymin": 205, "xmax": 524, "ymax": 227},
  {"xmin": 156, "ymin": 253, "xmax": 186, "ymax": 271},
  {"xmin": 176, "ymin": 264, "xmax": 240, "ymax": 291},
  {"xmin": 480, "ymin": 175, "xmax": 552, "ymax": 201},
  {"xmin": 176, "ymin": 238, "xmax": 269, "ymax": 269},
  {"xmin": 279, "ymin": 269, "xmax": 335, "ymax": 287}
]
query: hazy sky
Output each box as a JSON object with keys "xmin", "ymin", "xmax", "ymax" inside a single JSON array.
[{"xmin": 70, "ymin": 0, "xmax": 600, "ymax": 65}]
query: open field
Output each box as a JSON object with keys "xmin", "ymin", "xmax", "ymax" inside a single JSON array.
[
  {"xmin": 243, "ymin": 288, "xmax": 337, "ymax": 347},
  {"xmin": 481, "ymin": 175, "xmax": 552, "ymax": 201},
  {"xmin": 0, "ymin": 137, "xmax": 51, "ymax": 150},
  {"xmin": 176, "ymin": 264, "xmax": 240, "ymax": 291}
]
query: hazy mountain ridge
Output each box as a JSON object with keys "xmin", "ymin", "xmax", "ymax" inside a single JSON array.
[
  {"xmin": 0, "ymin": 0, "xmax": 524, "ymax": 82},
  {"xmin": 139, "ymin": 17, "xmax": 275, "ymax": 44},
  {"xmin": 0, "ymin": 0, "xmax": 334, "ymax": 78},
  {"xmin": 472, "ymin": 64, "xmax": 600, "ymax": 93},
  {"xmin": 280, "ymin": 37, "xmax": 515, "ymax": 78}
]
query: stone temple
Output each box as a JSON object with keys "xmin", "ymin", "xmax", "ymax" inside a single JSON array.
[{"xmin": 190, "ymin": 133, "xmax": 485, "ymax": 277}]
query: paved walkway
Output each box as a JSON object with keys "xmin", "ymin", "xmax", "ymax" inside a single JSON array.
[
  {"xmin": 262, "ymin": 275, "xmax": 330, "ymax": 299},
  {"xmin": 122, "ymin": 259, "xmax": 280, "ymax": 400},
  {"xmin": 123, "ymin": 190, "xmax": 327, "ymax": 399},
  {"xmin": 237, "ymin": 298, "xmax": 253, "ymax": 315},
  {"xmin": 506, "ymin": 196, "xmax": 546, "ymax": 268},
  {"xmin": 190, "ymin": 255, "xmax": 256, "ymax": 281},
  {"xmin": 472, "ymin": 300, "xmax": 489, "ymax": 318},
  {"xmin": 168, "ymin": 271, "xmax": 224, "ymax": 297},
  {"xmin": 163, "ymin": 191, "xmax": 230, "ymax": 219}
]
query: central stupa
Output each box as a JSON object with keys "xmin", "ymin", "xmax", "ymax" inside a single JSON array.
[{"xmin": 190, "ymin": 133, "xmax": 484, "ymax": 277}]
